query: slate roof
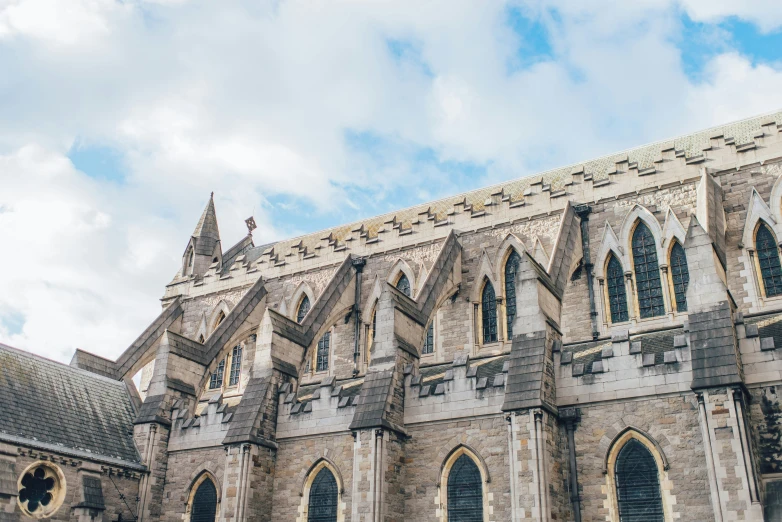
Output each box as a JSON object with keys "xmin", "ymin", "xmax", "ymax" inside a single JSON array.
[
  {"xmin": 637, "ymin": 328, "xmax": 684, "ymax": 365},
  {"xmin": 419, "ymin": 355, "xmax": 508, "ymax": 388},
  {"xmin": 748, "ymin": 313, "xmax": 782, "ymax": 349},
  {"xmin": 563, "ymin": 339, "xmax": 610, "ymax": 373},
  {"xmin": 0, "ymin": 344, "xmax": 142, "ymax": 467}
]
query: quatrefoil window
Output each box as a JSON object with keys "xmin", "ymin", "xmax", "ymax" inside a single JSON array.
[{"xmin": 17, "ymin": 462, "xmax": 65, "ymax": 518}]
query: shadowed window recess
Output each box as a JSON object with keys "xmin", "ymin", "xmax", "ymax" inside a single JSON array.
[
  {"xmin": 396, "ymin": 273, "xmax": 411, "ymax": 297},
  {"xmin": 18, "ymin": 467, "xmax": 55, "ymax": 513},
  {"xmin": 669, "ymin": 242, "xmax": 689, "ymax": 312},
  {"xmin": 209, "ymin": 359, "xmax": 225, "ymax": 389},
  {"xmin": 191, "ymin": 478, "xmax": 217, "ymax": 522},
  {"xmin": 481, "ymin": 281, "xmax": 498, "ymax": 344},
  {"xmin": 308, "ymin": 467, "xmax": 338, "ymax": 522},
  {"xmin": 614, "ymin": 439, "xmax": 664, "ymax": 522},
  {"xmin": 316, "ymin": 332, "xmax": 331, "ymax": 372},
  {"xmin": 632, "ymin": 223, "xmax": 665, "ymax": 318},
  {"xmin": 447, "ymin": 454, "xmax": 483, "ymax": 521},
  {"xmin": 607, "ymin": 254, "xmax": 628, "ymax": 323},
  {"xmin": 297, "ymin": 295, "xmax": 311, "ymax": 323},
  {"xmin": 757, "ymin": 222, "xmax": 782, "ymax": 297},
  {"xmin": 228, "ymin": 345, "xmax": 242, "ymax": 386},
  {"xmin": 504, "ymin": 250, "xmax": 521, "ymax": 339},
  {"xmin": 422, "ymin": 321, "xmax": 434, "ymax": 355}
]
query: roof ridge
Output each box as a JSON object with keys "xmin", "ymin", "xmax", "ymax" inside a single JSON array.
[
  {"xmin": 255, "ymin": 107, "xmax": 782, "ymax": 249},
  {"xmin": 0, "ymin": 343, "xmax": 127, "ymax": 386}
]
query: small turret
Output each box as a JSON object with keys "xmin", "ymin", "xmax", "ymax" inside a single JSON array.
[{"xmin": 181, "ymin": 193, "xmax": 222, "ymax": 278}]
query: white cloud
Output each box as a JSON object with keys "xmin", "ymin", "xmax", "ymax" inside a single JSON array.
[{"xmin": 1, "ymin": 0, "xmax": 781, "ymax": 362}]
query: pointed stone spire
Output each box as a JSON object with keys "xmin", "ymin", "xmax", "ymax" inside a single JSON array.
[{"xmin": 180, "ymin": 193, "xmax": 222, "ymax": 279}]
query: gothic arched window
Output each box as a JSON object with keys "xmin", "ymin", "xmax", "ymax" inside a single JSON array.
[
  {"xmin": 607, "ymin": 254, "xmax": 629, "ymax": 323},
  {"xmin": 757, "ymin": 222, "xmax": 782, "ymax": 297},
  {"xmin": 669, "ymin": 242, "xmax": 689, "ymax": 312},
  {"xmin": 396, "ymin": 273, "xmax": 411, "ymax": 297},
  {"xmin": 504, "ymin": 250, "xmax": 521, "ymax": 339},
  {"xmin": 228, "ymin": 346, "xmax": 242, "ymax": 386},
  {"xmin": 422, "ymin": 321, "xmax": 434, "ymax": 355},
  {"xmin": 614, "ymin": 439, "xmax": 664, "ymax": 522},
  {"xmin": 481, "ymin": 281, "xmax": 498, "ymax": 344},
  {"xmin": 213, "ymin": 310, "xmax": 226, "ymax": 332},
  {"xmin": 447, "ymin": 454, "xmax": 483, "ymax": 521},
  {"xmin": 308, "ymin": 467, "xmax": 338, "ymax": 522},
  {"xmin": 209, "ymin": 359, "xmax": 225, "ymax": 389},
  {"xmin": 191, "ymin": 477, "xmax": 218, "ymax": 522},
  {"xmin": 316, "ymin": 332, "xmax": 331, "ymax": 372},
  {"xmin": 632, "ymin": 222, "xmax": 665, "ymax": 318},
  {"xmin": 297, "ymin": 295, "xmax": 311, "ymax": 323}
]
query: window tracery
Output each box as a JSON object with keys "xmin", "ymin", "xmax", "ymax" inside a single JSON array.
[
  {"xmin": 606, "ymin": 254, "xmax": 628, "ymax": 323},
  {"xmin": 228, "ymin": 345, "xmax": 242, "ymax": 386},
  {"xmin": 307, "ymin": 467, "xmax": 338, "ymax": 522},
  {"xmin": 209, "ymin": 359, "xmax": 225, "ymax": 389},
  {"xmin": 446, "ymin": 454, "xmax": 483, "ymax": 521},
  {"xmin": 316, "ymin": 332, "xmax": 331, "ymax": 373},
  {"xmin": 16, "ymin": 462, "xmax": 65, "ymax": 519},
  {"xmin": 481, "ymin": 281, "xmax": 497, "ymax": 344},
  {"xmin": 396, "ymin": 273, "xmax": 411, "ymax": 297},
  {"xmin": 297, "ymin": 295, "xmax": 311, "ymax": 323},
  {"xmin": 631, "ymin": 222, "xmax": 665, "ymax": 318},
  {"xmin": 504, "ymin": 250, "xmax": 521, "ymax": 339},
  {"xmin": 756, "ymin": 222, "xmax": 782, "ymax": 297},
  {"xmin": 669, "ymin": 242, "xmax": 689, "ymax": 312}
]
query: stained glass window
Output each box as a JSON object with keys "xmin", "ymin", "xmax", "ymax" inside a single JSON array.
[
  {"xmin": 482, "ymin": 281, "xmax": 498, "ymax": 344},
  {"xmin": 209, "ymin": 359, "xmax": 225, "ymax": 389},
  {"xmin": 396, "ymin": 273, "xmax": 411, "ymax": 297},
  {"xmin": 297, "ymin": 295, "xmax": 311, "ymax": 323},
  {"xmin": 632, "ymin": 223, "xmax": 665, "ymax": 318},
  {"xmin": 504, "ymin": 250, "xmax": 521, "ymax": 339},
  {"xmin": 447, "ymin": 455, "xmax": 483, "ymax": 522},
  {"xmin": 669, "ymin": 242, "xmax": 689, "ymax": 312},
  {"xmin": 308, "ymin": 468, "xmax": 338, "ymax": 522},
  {"xmin": 615, "ymin": 439, "xmax": 664, "ymax": 522},
  {"xmin": 228, "ymin": 346, "xmax": 242, "ymax": 386},
  {"xmin": 316, "ymin": 332, "xmax": 331, "ymax": 372},
  {"xmin": 607, "ymin": 255, "xmax": 629, "ymax": 323},
  {"xmin": 757, "ymin": 223, "xmax": 782, "ymax": 297},
  {"xmin": 422, "ymin": 321, "xmax": 434, "ymax": 355},
  {"xmin": 191, "ymin": 478, "xmax": 217, "ymax": 522}
]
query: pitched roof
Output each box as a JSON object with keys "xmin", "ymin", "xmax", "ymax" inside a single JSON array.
[
  {"xmin": 190, "ymin": 193, "xmax": 221, "ymax": 257},
  {"xmin": 0, "ymin": 344, "xmax": 142, "ymax": 467}
]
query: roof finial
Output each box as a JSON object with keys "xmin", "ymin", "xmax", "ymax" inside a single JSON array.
[{"xmin": 210, "ymin": 191, "xmax": 214, "ymax": 199}]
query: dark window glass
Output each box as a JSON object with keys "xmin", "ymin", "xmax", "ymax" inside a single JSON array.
[
  {"xmin": 316, "ymin": 332, "xmax": 330, "ymax": 372},
  {"xmin": 18, "ymin": 467, "xmax": 55, "ymax": 513},
  {"xmin": 209, "ymin": 359, "xmax": 225, "ymax": 389},
  {"xmin": 607, "ymin": 255, "xmax": 629, "ymax": 323},
  {"xmin": 228, "ymin": 346, "xmax": 242, "ymax": 386},
  {"xmin": 447, "ymin": 454, "xmax": 483, "ymax": 522},
  {"xmin": 757, "ymin": 223, "xmax": 782, "ymax": 297},
  {"xmin": 422, "ymin": 321, "xmax": 434, "ymax": 355},
  {"xmin": 396, "ymin": 273, "xmax": 411, "ymax": 297},
  {"xmin": 297, "ymin": 295, "xmax": 311, "ymax": 323},
  {"xmin": 615, "ymin": 439, "xmax": 664, "ymax": 522},
  {"xmin": 482, "ymin": 281, "xmax": 497, "ymax": 344},
  {"xmin": 632, "ymin": 223, "xmax": 665, "ymax": 318},
  {"xmin": 191, "ymin": 478, "xmax": 217, "ymax": 522},
  {"xmin": 308, "ymin": 468, "xmax": 338, "ymax": 522},
  {"xmin": 504, "ymin": 250, "xmax": 521, "ymax": 339},
  {"xmin": 669, "ymin": 242, "xmax": 689, "ymax": 312}
]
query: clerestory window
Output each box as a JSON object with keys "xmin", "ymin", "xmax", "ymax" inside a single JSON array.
[
  {"xmin": 632, "ymin": 222, "xmax": 665, "ymax": 318},
  {"xmin": 481, "ymin": 281, "xmax": 498, "ymax": 344}
]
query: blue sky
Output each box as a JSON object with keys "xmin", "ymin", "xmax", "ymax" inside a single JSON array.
[{"xmin": 1, "ymin": 0, "xmax": 781, "ymax": 361}]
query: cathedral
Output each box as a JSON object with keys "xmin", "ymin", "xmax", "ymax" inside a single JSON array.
[{"xmin": 5, "ymin": 110, "xmax": 782, "ymax": 522}]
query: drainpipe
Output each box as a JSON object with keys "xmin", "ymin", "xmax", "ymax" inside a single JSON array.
[
  {"xmin": 574, "ymin": 205, "xmax": 599, "ymax": 340},
  {"xmin": 352, "ymin": 257, "xmax": 366, "ymax": 376},
  {"xmin": 561, "ymin": 408, "xmax": 582, "ymax": 522}
]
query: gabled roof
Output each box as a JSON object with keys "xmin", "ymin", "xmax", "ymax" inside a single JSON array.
[{"xmin": 0, "ymin": 343, "xmax": 142, "ymax": 467}]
